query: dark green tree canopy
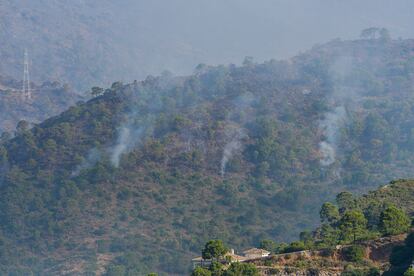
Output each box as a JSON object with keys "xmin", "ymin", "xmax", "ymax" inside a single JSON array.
[
  {"xmin": 91, "ymin": 86, "xmax": 104, "ymax": 97},
  {"xmin": 259, "ymin": 239, "xmax": 277, "ymax": 252},
  {"xmin": 339, "ymin": 210, "xmax": 367, "ymax": 242},
  {"xmin": 223, "ymin": 262, "xmax": 259, "ymax": 276},
  {"xmin": 405, "ymin": 268, "xmax": 414, "ymax": 276},
  {"xmin": 202, "ymin": 240, "xmax": 228, "ymax": 260},
  {"xmin": 379, "ymin": 205, "xmax": 410, "ymax": 236},
  {"xmin": 320, "ymin": 202, "xmax": 340, "ymax": 223},
  {"xmin": 336, "ymin": 192, "xmax": 356, "ymax": 214},
  {"xmin": 192, "ymin": 267, "xmax": 212, "ymax": 276}
]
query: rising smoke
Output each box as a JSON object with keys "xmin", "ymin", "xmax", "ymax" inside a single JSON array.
[
  {"xmin": 71, "ymin": 148, "xmax": 102, "ymax": 176},
  {"xmin": 319, "ymin": 106, "xmax": 347, "ymax": 166},
  {"xmin": 318, "ymin": 56, "xmax": 354, "ymax": 167},
  {"xmin": 71, "ymin": 116, "xmax": 148, "ymax": 174},
  {"xmin": 111, "ymin": 123, "xmax": 144, "ymax": 167},
  {"xmin": 220, "ymin": 127, "xmax": 247, "ymax": 177},
  {"xmin": 109, "ymin": 77, "xmax": 175, "ymax": 168},
  {"xmin": 220, "ymin": 92, "xmax": 254, "ymax": 177}
]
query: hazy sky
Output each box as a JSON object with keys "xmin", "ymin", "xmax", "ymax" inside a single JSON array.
[
  {"xmin": 116, "ymin": 0, "xmax": 414, "ymax": 63},
  {"xmin": 2, "ymin": 0, "xmax": 414, "ymax": 88}
]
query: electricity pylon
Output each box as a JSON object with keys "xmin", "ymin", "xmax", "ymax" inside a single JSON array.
[{"xmin": 22, "ymin": 49, "xmax": 32, "ymax": 100}]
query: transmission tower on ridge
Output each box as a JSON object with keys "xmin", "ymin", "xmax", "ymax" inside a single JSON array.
[{"xmin": 22, "ymin": 49, "xmax": 32, "ymax": 100}]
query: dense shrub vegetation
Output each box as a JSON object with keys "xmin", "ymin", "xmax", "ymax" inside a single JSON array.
[
  {"xmin": 1, "ymin": 38, "xmax": 414, "ymax": 274},
  {"xmin": 342, "ymin": 245, "xmax": 365, "ymax": 262}
]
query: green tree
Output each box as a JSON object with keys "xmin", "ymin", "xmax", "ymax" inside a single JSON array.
[
  {"xmin": 319, "ymin": 224, "xmax": 340, "ymax": 246},
  {"xmin": 336, "ymin": 192, "xmax": 356, "ymax": 214},
  {"xmin": 202, "ymin": 240, "xmax": 228, "ymax": 261},
  {"xmin": 300, "ymin": 231, "xmax": 314, "ymax": 247},
  {"xmin": 379, "ymin": 205, "xmax": 410, "ymax": 236},
  {"xmin": 209, "ymin": 261, "xmax": 224, "ymax": 276},
  {"xmin": 404, "ymin": 268, "xmax": 414, "ymax": 276},
  {"xmin": 342, "ymin": 245, "xmax": 365, "ymax": 262},
  {"xmin": 111, "ymin": 81, "xmax": 123, "ymax": 90},
  {"xmin": 284, "ymin": 241, "xmax": 306, "ymax": 253},
  {"xmin": 320, "ymin": 202, "xmax": 340, "ymax": 223},
  {"xmin": 223, "ymin": 263, "xmax": 259, "ymax": 276},
  {"xmin": 15, "ymin": 120, "xmax": 30, "ymax": 135},
  {"xmin": 259, "ymin": 239, "xmax": 277, "ymax": 253},
  {"xmin": 339, "ymin": 210, "xmax": 367, "ymax": 243},
  {"xmin": 91, "ymin": 86, "xmax": 104, "ymax": 97},
  {"xmin": 363, "ymin": 201, "xmax": 384, "ymax": 229},
  {"xmin": 192, "ymin": 267, "xmax": 212, "ymax": 276}
]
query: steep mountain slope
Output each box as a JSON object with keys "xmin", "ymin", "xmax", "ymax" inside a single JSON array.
[
  {"xmin": 1, "ymin": 38, "xmax": 414, "ymax": 275},
  {"xmin": 0, "ymin": 75, "xmax": 82, "ymax": 134}
]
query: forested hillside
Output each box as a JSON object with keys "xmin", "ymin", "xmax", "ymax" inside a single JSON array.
[
  {"xmin": 0, "ymin": 75, "xmax": 82, "ymax": 134},
  {"xmin": 1, "ymin": 38, "xmax": 414, "ymax": 275},
  {"xmin": 195, "ymin": 179, "xmax": 414, "ymax": 276}
]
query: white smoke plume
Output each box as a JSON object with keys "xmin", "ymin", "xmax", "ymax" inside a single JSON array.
[
  {"xmin": 219, "ymin": 93, "xmax": 255, "ymax": 177},
  {"xmin": 319, "ymin": 106, "xmax": 347, "ymax": 166},
  {"xmin": 319, "ymin": 141, "xmax": 335, "ymax": 166},
  {"xmin": 70, "ymin": 122, "xmax": 145, "ymax": 174},
  {"xmin": 220, "ymin": 127, "xmax": 247, "ymax": 177},
  {"xmin": 111, "ymin": 126, "xmax": 131, "ymax": 167},
  {"xmin": 110, "ymin": 123, "xmax": 145, "ymax": 167},
  {"xmin": 71, "ymin": 148, "xmax": 102, "ymax": 176},
  {"xmin": 317, "ymin": 55, "xmax": 356, "ymax": 167}
]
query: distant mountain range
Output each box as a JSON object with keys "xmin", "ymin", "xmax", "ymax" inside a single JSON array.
[
  {"xmin": 0, "ymin": 0, "xmax": 204, "ymax": 91},
  {"xmin": 4, "ymin": 0, "xmax": 414, "ymax": 92}
]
